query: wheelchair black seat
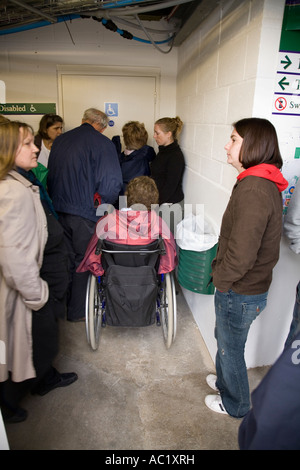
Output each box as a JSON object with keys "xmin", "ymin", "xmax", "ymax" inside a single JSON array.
[{"xmin": 97, "ymin": 239, "xmax": 165, "ymax": 328}]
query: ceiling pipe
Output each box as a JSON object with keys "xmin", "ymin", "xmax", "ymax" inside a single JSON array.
[
  {"xmin": 96, "ymin": 0, "xmax": 194, "ymax": 18},
  {"xmin": 8, "ymin": 0, "xmax": 57, "ymax": 23},
  {"xmin": 0, "ymin": 15, "xmax": 80, "ymax": 35}
]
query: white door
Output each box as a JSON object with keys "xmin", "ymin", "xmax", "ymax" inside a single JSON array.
[{"xmin": 60, "ymin": 73, "xmax": 157, "ymax": 148}]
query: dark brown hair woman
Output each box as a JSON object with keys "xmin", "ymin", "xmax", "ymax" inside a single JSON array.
[{"xmin": 206, "ymin": 117, "xmax": 288, "ymax": 419}]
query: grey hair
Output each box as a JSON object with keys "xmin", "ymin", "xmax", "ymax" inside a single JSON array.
[{"xmin": 82, "ymin": 108, "xmax": 109, "ymax": 129}]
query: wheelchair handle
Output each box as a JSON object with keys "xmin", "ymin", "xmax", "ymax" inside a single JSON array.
[
  {"xmin": 100, "ymin": 248, "xmax": 165, "ymax": 255},
  {"xmin": 94, "ymin": 237, "xmax": 166, "ymax": 256}
]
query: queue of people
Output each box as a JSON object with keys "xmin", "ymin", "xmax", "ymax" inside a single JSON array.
[
  {"xmin": 0, "ymin": 109, "xmax": 299, "ymax": 450},
  {"xmin": 0, "ymin": 110, "xmax": 184, "ymax": 424}
]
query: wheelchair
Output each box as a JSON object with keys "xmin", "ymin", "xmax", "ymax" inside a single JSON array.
[{"xmin": 85, "ymin": 237, "xmax": 177, "ymax": 351}]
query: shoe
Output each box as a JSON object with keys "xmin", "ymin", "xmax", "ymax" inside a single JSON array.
[
  {"xmin": 206, "ymin": 374, "xmax": 219, "ymax": 392},
  {"xmin": 2, "ymin": 407, "xmax": 28, "ymax": 423},
  {"xmin": 205, "ymin": 394, "xmax": 228, "ymax": 415},
  {"xmin": 33, "ymin": 372, "xmax": 78, "ymax": 396}
]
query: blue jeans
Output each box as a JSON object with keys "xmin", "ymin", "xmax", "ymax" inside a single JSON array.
[
  {"xmin": 284, "ymin": 281, "xmax": 300, "ymax": 349},
  {"xmin": 214, "ymin": 289, "xmax": 268, "ymax": 418}
]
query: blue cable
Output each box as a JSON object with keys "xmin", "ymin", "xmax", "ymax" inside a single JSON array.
[
  {"xmin": 101, "ymin": 18, "xmax": 174, "ymax": 45},
  {"xmin": 101, "ymin": 0, "xmax": 150, "ymax": 9}
]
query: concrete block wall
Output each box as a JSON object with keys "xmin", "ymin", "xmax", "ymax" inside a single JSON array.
[
  {"xmin": 177, "ymin": 0, "xmax": 267, "ymax": 220},
  {"xmin": 176, "ymin": 0, "xmax": 291, "ymax": 367}
]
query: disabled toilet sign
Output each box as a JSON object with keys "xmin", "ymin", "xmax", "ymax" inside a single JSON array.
[{"xmin": 105, "ymin": 102, "xmax": 118, "ymax": 117}]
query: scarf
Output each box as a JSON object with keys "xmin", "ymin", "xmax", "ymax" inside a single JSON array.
[{"xmin": 17, "ymin": 167, "xmax": 58, "ymax": 219}]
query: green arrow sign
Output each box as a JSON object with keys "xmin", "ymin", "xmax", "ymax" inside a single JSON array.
[
  {"xmin": 0, "ymin": 103, "xmax": 56, "ymax": 115},
  {"xmin": 278, "ymin": 77, "xmax": 290, "ymax": 91},
  {"xmin": 280, "ymin": 55, "xmax": 292, "ymax": 70}
]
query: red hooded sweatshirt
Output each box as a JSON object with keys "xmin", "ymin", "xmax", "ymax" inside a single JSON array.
[
  {"xmin": 77, "ymin": 209, "xmax": 178, "ymax": 277},
  {"xmin": 237, "ymin": 163, "xmax": 288, "ymax": 192}
]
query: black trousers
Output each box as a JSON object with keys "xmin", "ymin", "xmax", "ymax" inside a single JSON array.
[
  {"xmin": 0, "ymin": 301, "xmax": 60, "ymax": 413},
  {"xmin": 57, "ymin": 213, "xmax": 96, "ymax": 321}
]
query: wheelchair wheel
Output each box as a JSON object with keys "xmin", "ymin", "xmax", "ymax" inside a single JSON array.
[
  {"xmin": 85, "ymin": 274, "xmax": 104, "ymax": 351},
  {"xmin": 160, "ymin": 272, "xmax": 177, "ymax": 349}
]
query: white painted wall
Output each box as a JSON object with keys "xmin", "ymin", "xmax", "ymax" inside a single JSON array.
[
  {"xmin": 177, "ymin": 0, "xmax": 299, "ymax": 367},
  {"xmin": 0, "ymin": 16, "xmax": 178, "ymax": 133}
]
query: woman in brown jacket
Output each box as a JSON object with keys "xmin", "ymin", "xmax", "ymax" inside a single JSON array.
[
  {"xmin": 0, "ymin": 121, "xmax": 77, "ymax": 423},
  {"xmin": 205, "ymin": 118, "xmax": 288, "ymax": 418}
]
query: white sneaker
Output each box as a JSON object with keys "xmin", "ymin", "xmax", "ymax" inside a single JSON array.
[
  {"xmin": 206, "ymin": 374, "xmax": 219, "ymax": 392},
  {"xmin": 205, "ymin": 394, "xmax": 228, "ymax": 415}
]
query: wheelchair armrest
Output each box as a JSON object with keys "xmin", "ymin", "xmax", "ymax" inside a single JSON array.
[
  {"xmin": 158, "ymin": 237, "xmax": 166, "ymax": 256},
  {"xmin": 95, "ymin": 239, "xmax": 103, "ymax": 255}
]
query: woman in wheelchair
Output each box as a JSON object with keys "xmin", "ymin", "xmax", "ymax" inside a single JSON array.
[
  {"xmin": 77, "ymin": 176, "xmax": 178, "ymax": 277},
  {"xmin": 77, "ymin": 176, "xmax": 178, "ymax": 350}
]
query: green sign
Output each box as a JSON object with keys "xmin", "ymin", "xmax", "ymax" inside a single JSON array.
[
  {"xmin": 0, "ymin": 103, "xmax": 56, "ymax": 115},
  {"xmin": 280, "ymin": 2, "xmax": 300, "ymax": 52}
]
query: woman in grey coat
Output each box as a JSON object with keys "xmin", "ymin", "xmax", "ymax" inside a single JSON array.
[
  {"xmin": 0, "ymin": 122, "xmax": 48, "ymax": 384},
  {"xmin": 0, "ymin": 121, "xmax": 77, "ymax": 423}
]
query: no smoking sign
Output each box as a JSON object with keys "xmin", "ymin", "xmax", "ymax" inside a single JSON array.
[{"xmin": 275, "ymin": 96, "xmax": 287, "ymax": 111}]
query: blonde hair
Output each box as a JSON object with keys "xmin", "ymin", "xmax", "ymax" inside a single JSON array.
[
  {"xmin": 0, "ymin": 115, "xmax": 10, "ymax": 124},
  {"xmin": 125, "ymin": 176, "xmax": 159, "ymax": 210},
  {"xmin": 155, "ymin": 116, "xmax": 183, "ymax": 140},
  {"xmin": 0, "ymin": 121, "xmax": 33, "ymax": 180},
  {"xmin": 122, "ymin": 121, "xmax": 148, "ymax": 150}
]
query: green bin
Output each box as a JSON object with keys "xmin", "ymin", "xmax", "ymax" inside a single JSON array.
[{"xmin": 178, "ymin": 244, "xmax": 218, "ymax": 295}]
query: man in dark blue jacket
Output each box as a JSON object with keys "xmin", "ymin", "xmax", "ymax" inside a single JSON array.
[
  {"xmin": 238, "ymin": 333, "xmax": 300, "ymax": 450},
  {"xmin": 48, "ymin": 108, "xmax": 122, "ymax": 321}
]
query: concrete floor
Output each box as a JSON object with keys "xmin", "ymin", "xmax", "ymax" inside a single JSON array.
[{"xmin": 4, "ymin": 288, "xmax": 268, "ymax": 451}]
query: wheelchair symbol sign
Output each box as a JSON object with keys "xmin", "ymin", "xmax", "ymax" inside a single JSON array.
[{"xmin": 105, "ymin": 102, "xmax": 118, "ymax": 117}]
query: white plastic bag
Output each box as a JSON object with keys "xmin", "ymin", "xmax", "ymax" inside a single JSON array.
[{"xmin": 176, "ymin": 213, "xmax": 219, "ymax": 252}]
